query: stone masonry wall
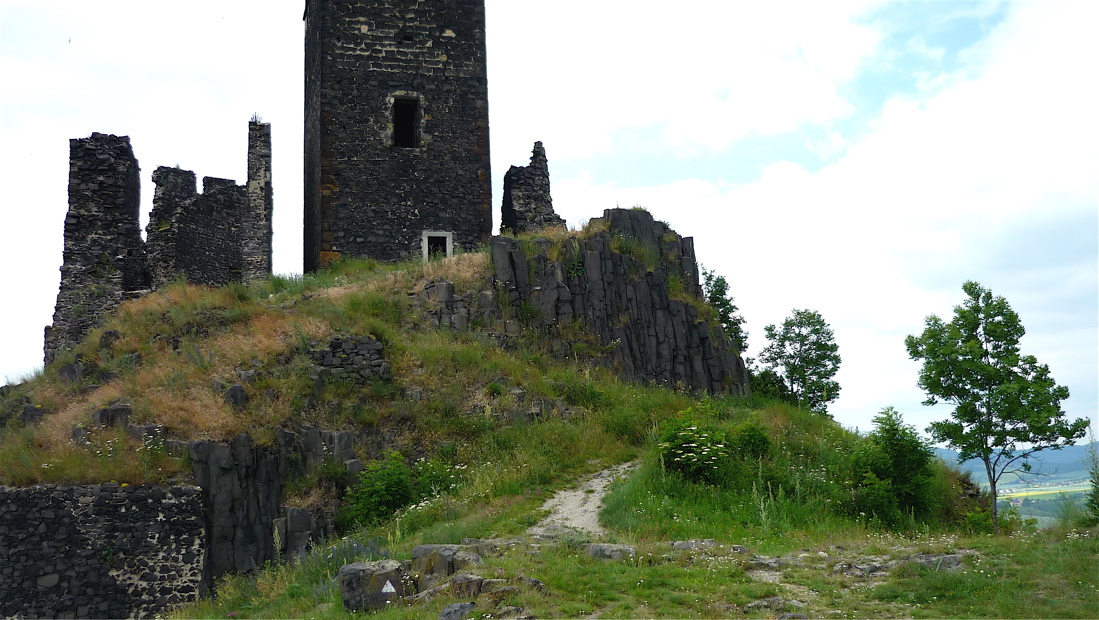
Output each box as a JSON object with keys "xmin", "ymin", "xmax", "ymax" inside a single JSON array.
[
  {"xmin": 146, "ymin": 170, "xmax": 247, "ymax": 289},
  {"xmin": 501, "ymin": 141, "xmax": 564, "ymax": 234},
  {"xmin": 45, "ymin": 133, "xmax": 149, "ymax": 365},
  {"xmin": 490, "ymin": 209, "xmax": 750, "ymax": 395},
  {"xmin": 304, "ymin": 0, "xmax": 492, "ymax": 269},
  {"xmin": 0, "ymin": 484, "xmax": 206, "ymax": 619}
]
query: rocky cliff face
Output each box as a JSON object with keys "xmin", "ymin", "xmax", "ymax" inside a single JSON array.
[{"xmin": 489, "ymin": 209, "xmax": 750, "ymax": 395}]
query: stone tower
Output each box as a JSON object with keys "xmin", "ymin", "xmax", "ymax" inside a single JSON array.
[
  {"xmin": 303, "ymin": 0, "xmax": 493, "ymax": 271},
  {"xmin": 44, "ymin": 133, "xmax": 148, "ymax": 363}
]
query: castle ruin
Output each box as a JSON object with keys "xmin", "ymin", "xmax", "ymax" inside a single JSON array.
[
  {"xmin": 45, "ymin": 122, "xmax": 273, "ymax": 364},
  {"xmin": 501, "ymin": 141, "xmax": 564, "ymax": 234}
]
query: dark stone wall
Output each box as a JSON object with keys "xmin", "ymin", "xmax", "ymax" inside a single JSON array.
[
  {"xmin": 490, "ymin": 209, "xmax": 750, "ymax": 395},
  {"xmin": 502, "ymin": 141, "xmax": 564, "ymax": 234},
  {"xmin": 146, "ymin": 170, "xmax": 247, "ymax": 288},
  {"xmin": 0, "ymin": 484, "xmax": 206, "ymax": 619},
  {"xmin": 304, "ymin": 0, "xmax": 493, "ymax": 270},
  {"xmin": 45, "ymin": 133, "xmax": 149, "ymax": 365}
]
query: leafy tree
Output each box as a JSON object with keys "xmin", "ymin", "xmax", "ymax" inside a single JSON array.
[
  {"xmin": 905, "ymin": 281, "xmax": 1089, "ymax": 534},
  {"xmin": 760, "ymin": 309, "xmax": 841, "ymax": 413},
  {"xmin": 702, "ymin": 268, "xmax": 747, "ymax": 353}
]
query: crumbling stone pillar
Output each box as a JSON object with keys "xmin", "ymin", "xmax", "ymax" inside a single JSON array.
[
  {"xmin": 243, "ymin": 121, "xmax": 273, "ymax": 283},
  {"xmin": 502, "ymin": 141, "xmax": 564, "ymax": 234},
  {"xmin": 44, "ymin": 133, "xmax": 148, "ymax": 364}
]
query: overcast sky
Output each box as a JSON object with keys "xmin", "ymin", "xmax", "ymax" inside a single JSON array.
[{"xmin": 1, "ymin": 1, "xmax": 1095, "ymax": 437}]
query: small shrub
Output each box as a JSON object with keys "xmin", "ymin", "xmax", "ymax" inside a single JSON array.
[
  {"xmin": 731, "ymin": 422, "xmax": 771, "ymax": 460},
  {"xmin": 411, "ymin": 457, "xmax": 465, "ymax": 500},
  {"xmin": 847, "ymin": 407, "xmax": 937, "ymax": 526},
  {"xmin": 657, "ymin": 411, "xmax": 730, "ymax": 485},
  {"xmin": 339, "ymin": 451, "xmax": 413, "ymax": 529}
]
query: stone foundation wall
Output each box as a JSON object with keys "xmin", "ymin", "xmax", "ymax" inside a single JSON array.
[{"xmin": 0, "ymin": 484, "xmax": 206, "ymax": 619}]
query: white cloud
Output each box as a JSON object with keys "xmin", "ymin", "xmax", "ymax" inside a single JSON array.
[
  {"xmin": 487, "ymin": 0, "xmax": 880, "ymax": 162},
  {"xmin": 549, "ymin": 1, "xmax": 1097, "ymax": 433}
]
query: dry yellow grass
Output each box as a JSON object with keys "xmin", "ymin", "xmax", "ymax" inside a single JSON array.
[{"xmin": 36, "ymin": 383, "xmax": 125, "ymax": 452}]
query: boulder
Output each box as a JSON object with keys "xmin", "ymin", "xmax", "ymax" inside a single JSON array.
[
  {"xmin": 908, "ymin": 553, "xmax": 963, "ymax": 572},
  {"xmin": 449, "ymin": 573, "xmax": 484, "ymax": 598},
  {"xmin": 672, "ymin": 539, "xmax": 716, "ymax": 550},
  {"xmin": 584, "ymin": 543, "xmax": 636, "ymax": 560},
  {"xmin": 337, "ymin": 560, "xmax": 414, "ymax": 611},
  {"xmin": 92, "ymin": 402, "xmax": 131, "ymax": 428},
  {"xmin": 439, "ymin": 602, "xmax": 477, "ymax": 620},
  {"xmin": 411, "ymin": 544, "xmax": 482, "ymax": 590}
]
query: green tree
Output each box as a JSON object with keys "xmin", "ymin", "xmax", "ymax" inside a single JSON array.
[
  {"xmin": 760, "ymin": 309, "xmax": 841, "ymax": 413},
  {"xmin": 905, "ymin": 281, "xmax": 1089, "ymax": 534},
  {"xmin": 702, "ymin": 268, "xmax": 747, "ymax": 353}
]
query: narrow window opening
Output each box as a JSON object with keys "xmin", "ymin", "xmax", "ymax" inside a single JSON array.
[{"xmin": 393, "ymin": 99, "xmax": 419, "ymax": 148}]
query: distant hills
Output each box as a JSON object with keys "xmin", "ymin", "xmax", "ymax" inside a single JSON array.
[{"xmin": 934, "ymin": 442, "xmax": 1096, "ymax": 483}]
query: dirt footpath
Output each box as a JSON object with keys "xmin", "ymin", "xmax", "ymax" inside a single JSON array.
[{"xmin": 527, "ymin": 461, "xmax": 638, "ymax": 539}]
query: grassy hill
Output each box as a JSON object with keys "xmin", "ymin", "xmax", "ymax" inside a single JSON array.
[{"xmin": 2, "ymin": 239, "xmax": 1096, "ymax": 619}]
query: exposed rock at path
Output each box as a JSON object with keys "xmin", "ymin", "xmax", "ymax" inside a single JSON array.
[
  {"xmin": 411, "ymin": 544, "xmax": 484, "ymax": 591},
  {"xmin": 584, "ymin": 543, "xmax": 637, "ymax": 561}
]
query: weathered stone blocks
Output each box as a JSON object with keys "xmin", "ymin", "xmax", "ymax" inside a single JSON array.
[
  {"xmin": 502, "ymin": 141, "xmax": 564, "ymax": 234},
  {"xmin": 0, "ymin": 484, "xmax": 205, "ymax": 619}
]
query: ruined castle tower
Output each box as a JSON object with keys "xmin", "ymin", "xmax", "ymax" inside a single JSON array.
[
  {"xmin": 44, "ymin": 134, "xmax": 149, "ymax": 364},
  {"xmin": 303, "ymin": 0, "xmax": 493, "ymax": 270},
  {"xmin": 501, "ymin": 141, "xmax": 565, "ymax": 234},
  {"xmin": 146, "ymin": 121, "xmax": 273, "ymax": 288}
]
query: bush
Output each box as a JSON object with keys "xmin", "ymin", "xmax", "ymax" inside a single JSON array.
[
  {"xmin": 731, "ymin": 421, "xmax": 771, "ymax": 460},
  {"xmin": 748, "ymin": 367, "xmax": 794, "ymax": 405},
  {"xmin": 657, "ymin": 411, "xmax": 730, "ymax": 485},
  {"xmin": 339, "ymin": 452, "xmax": 413, "ymax": 528},
  {"xmin": 848, "ymin": 407, "xmax": 936, "ymax": 525}
]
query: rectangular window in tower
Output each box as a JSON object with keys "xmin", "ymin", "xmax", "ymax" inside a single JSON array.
[{"xmin": 393, "ymin": 99, "xmax": 419, "ymax": 148}]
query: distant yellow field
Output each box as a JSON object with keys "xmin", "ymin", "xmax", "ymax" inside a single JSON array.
[{"xmin": 1000, "ymin": 485, "xmax": 1090, "ymax": 498}]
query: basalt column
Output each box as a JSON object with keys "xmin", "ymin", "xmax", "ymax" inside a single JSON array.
[{"xmin": 304, "ymin": 0, "xmax": 493, "ymax": 270}]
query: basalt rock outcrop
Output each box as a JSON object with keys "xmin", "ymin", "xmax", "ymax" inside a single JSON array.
[{"xmin": 490, "ymin": 208, "xmax": 749, "ymax": 395}]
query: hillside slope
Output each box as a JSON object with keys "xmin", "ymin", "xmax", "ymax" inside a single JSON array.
[{"xmin": 2, "ymin": 219, "xmax": 1097, "ymax": 619}]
